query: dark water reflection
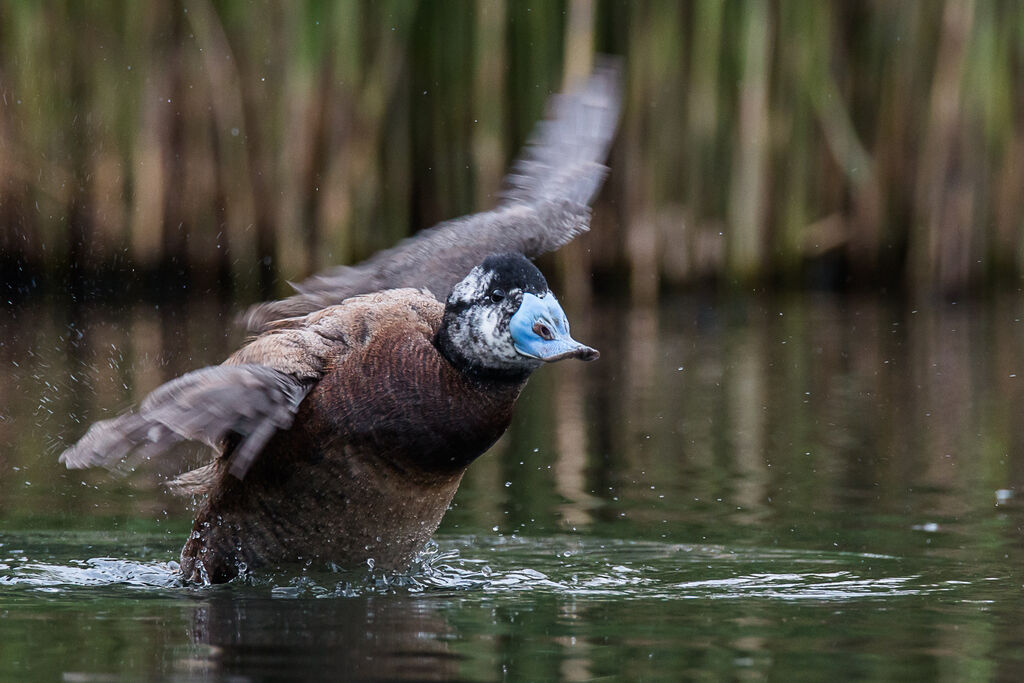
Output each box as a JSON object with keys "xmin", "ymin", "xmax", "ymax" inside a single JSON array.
[{"xmin": 3, "ymin": 292, "xmax": 1024, "ymax": 679}]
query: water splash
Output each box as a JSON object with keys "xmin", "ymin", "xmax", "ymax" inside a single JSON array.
[
  {"xmin": 0, "ymin": 557, "xmax": 181, "ymax": 589},
  {"xmin": 0, "ymin": 532, "xmax": 963, "ymax": 603}
]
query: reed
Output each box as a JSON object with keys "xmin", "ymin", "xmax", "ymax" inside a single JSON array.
[{"xmin": 1, "ymin": 0, "xmax": 1023, "ymax": 300}]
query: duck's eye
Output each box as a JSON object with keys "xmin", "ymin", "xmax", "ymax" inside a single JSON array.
[
  {"xmin": 533, "ymin": 321, "xmax": 554, "ymax": 340},
  {"xmin": 490, "ymin": 288, "xmax": 506, "ymax": 303}
]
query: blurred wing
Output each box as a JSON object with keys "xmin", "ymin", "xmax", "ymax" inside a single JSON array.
[
  {"xmin": 242, "ymin": 59, "xmax": 621, "ymax": 333},
  {"xmin": 59, "ymin": 365, "xmax": 311, "ymax": 478},
  {"xmin": 60, "ymin": 289, "xmax": 439, "ymax": 482},
  {"xmin": 498, "ymin": 56, "xmax": 622, "ymax": 210}
]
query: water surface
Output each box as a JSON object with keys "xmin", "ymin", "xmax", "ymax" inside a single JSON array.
[{"xmin": 2, "ymin": 293, "xmax": 1024, "ymax": 680}]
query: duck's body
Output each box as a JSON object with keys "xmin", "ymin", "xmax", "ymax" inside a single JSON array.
[
  {"xmin": 179, "ymin": 290, "xmax": 525, "ymax": 583},
  {"xmin": 60, "ymin": 63, "xmax": 620, "ymax": 584}
]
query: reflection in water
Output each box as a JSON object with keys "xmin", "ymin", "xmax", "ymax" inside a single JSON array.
[
  {"xmin": 725, "ymin": 315, "xmax": 767, "ymax": 523},
  {"xmin": 553, "ymin": 357, "xmax": 595, "ymax": 528},
  {"xmin": 187, "ymin": 593, "xmax": 458, "ymax": 681}
]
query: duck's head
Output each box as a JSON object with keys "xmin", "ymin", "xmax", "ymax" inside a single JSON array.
[{"xmin": 436, "ymin": 253, "xmax": 599, "ymax": 380}]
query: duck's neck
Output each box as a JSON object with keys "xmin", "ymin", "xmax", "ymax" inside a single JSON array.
[{"xmin": 434, "ymin": 317, "xmax": 537, "ymax": 385}]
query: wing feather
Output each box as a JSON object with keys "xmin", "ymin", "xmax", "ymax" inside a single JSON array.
[
  {"xmin": 241, "ymin": 60, "xmax": 621, "ymax": 333},
  {"xmin": 59, "ymin": 289, "xmax": 442, "ymax": 482},
  {"xmin": 58, "ymin": 365, "xmax": 310, "ymax": 477}
]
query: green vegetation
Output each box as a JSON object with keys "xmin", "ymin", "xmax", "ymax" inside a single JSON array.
[{"xmin": 1, "ymin": 0, "xmax": 1023, "ymax": 299}]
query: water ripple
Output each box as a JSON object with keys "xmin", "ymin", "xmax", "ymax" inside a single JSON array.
[{"xmin": 0, "ymin": 532, "xmax": 959, "ymax": 603}]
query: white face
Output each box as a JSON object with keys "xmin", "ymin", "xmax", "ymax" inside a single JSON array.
[{"xmin": 443, "ymin": 265, "xmax": 544, "ymax": 376}]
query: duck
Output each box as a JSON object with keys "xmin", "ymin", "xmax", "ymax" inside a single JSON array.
[{"xmin": 59, "ymin": 62, "xmax": 620, "ymax": 584}]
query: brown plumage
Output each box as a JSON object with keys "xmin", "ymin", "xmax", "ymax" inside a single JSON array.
[{"xmin": 177, "ymin": 289, "xmax": 522, "ymax": 583}]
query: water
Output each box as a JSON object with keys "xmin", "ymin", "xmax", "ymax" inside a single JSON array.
[{"xmin": 2, "ymin": 292, "xmax": 1024, "ymax": 680}]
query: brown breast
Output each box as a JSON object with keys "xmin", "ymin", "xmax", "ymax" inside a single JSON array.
[{"xmin": 179, "ymin": 300, "xmax": 525, "ymax": 583}]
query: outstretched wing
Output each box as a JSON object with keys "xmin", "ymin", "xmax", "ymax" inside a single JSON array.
[
  {"xmin": 59, "ymin": 365, "xmax": 311, "ymax": 479},
  {"xmin": 59, "ymin": 289, "xmax": 441, "ymax": 482},
  {"xmin": 498, "ymin": 56, "xmax": 622, "ymax": 209},
  {"xmin": 242, "ymin": 59, "xmax": 621, "ymax": 333}
]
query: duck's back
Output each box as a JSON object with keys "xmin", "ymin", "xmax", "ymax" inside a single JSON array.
[{"xmin": 179, "ymin": 289, "xmax": 524, "ymax": 583}]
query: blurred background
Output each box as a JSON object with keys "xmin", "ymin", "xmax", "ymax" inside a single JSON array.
[
  {"xmin": 5, "ymin": 3, "xmax": 1024, "ymax": 678},
  {"xmin": 3, "ymin": 0, "xmax": 1023, "ymax": 304}
]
